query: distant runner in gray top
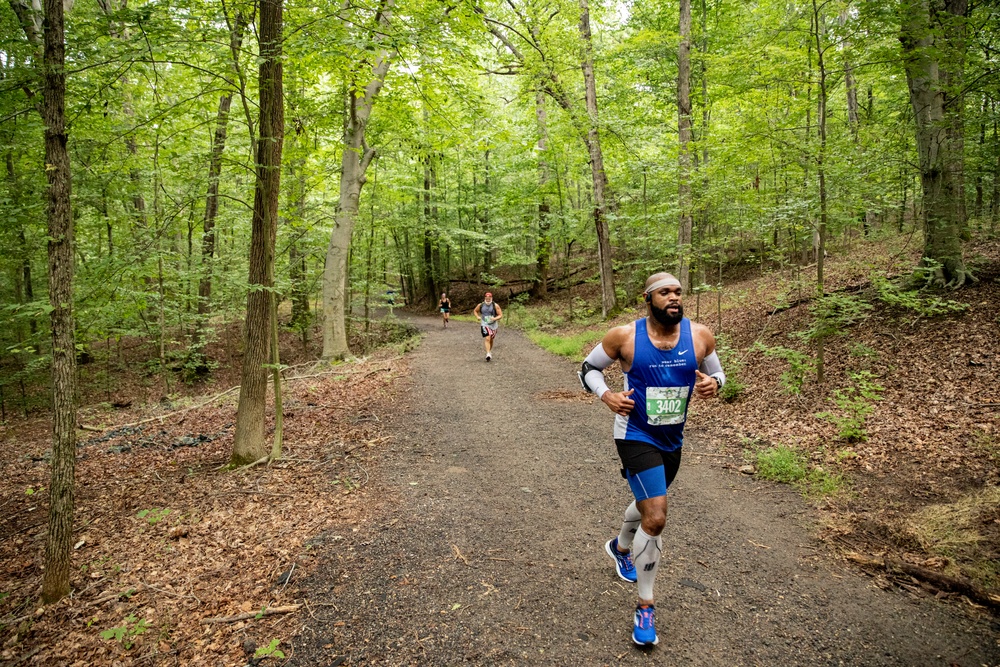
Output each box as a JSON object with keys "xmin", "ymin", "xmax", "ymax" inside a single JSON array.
[{"xmin": 473, "ymin": 292, "xmax": 503, "ymax": 362}]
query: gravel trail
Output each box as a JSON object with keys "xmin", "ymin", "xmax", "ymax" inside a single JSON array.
[{"xmin": 291, "ymin": 317, "xmax": 999, "ymax": 666}]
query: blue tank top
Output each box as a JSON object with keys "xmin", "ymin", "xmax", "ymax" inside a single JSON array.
[{"xmin": 613, "ymin": 318, "xmax": 698, "ymax": 451}]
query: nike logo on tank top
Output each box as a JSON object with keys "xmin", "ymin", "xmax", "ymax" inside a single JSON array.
[{"xmin": 613, "ymin": 318, "xmax": 698, "ymax": 451}]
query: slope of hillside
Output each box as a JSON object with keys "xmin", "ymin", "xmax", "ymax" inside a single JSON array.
[
  {"xmin": 698, "ymin": 235, "xmax": 998, "ymax": 591},
  {"xmin": 559, "ymin": 231, "xmax": 999, "ymax": 601}
]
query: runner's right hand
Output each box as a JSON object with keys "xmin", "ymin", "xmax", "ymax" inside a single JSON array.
[{"xmin": 601, "ymin": 389, "xmax": 635, "ymax": 416}]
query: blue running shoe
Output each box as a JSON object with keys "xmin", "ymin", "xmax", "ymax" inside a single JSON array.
[
  {"xmin": 605, "ymin": 537, "xmax": 637, "ymax": 583},
  {"xmin": 632, "ymin": 604, "xmax": 658, "ymax": 646}
]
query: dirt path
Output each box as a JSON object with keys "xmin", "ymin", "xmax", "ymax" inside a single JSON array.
[{"xmin": 291, "ymin": 317, "xmax": 999, "ymax": 666}]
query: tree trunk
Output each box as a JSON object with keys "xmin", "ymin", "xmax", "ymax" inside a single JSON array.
[
  {"xmin": 196, "ymin": 16, "xmax": 246, "ymax": 345},
  {"xmin": 578, "ymin": 0, "xmax": 617, "ymax": 317},
  {"xmin": 992, "ymin": 105, "xmax": 999, "ymax": 230},
  {"xmin": 431, "ymin": 154, "xmax": 442, "ymax": 291},
  {"xmin": 974, "ymin": 97, "xmax": 986, "ymax": 220},
  {"xmin": 232, "ymin": 0, "xmax": 283, "ymax": 465},
  {"xmin": 321, "ymin": 0, "xmax": 393, "ymax": 360},
  {"xmin": 677, "ymin": 0, "xmax": 693, "ymax": 292},
  {"xmin": 899, "ymin": 0, "xmax": 973, "ymax": 286},
  {"xmin": 6, "ymin": 149, "xmax": 39, "ymax": 348},
  {"xmin": 288, "ymin": 112, "xmax": 310, "ymax": 337},
  {"xmin": 483, "ymin": 149, "xmax": 492, "ymax": 275},
  {"xmin": 813, "ymin": 0, "xmax": 828, "ymax": 384},
  {"xmin": 841, "ymin": 9, "xmax": 869, "ymax": 236},
  {"xmin": 477, "ymin": 5, "xmax": 614, "ymax": 311},
  {"xmin": 532, "ymin": 89, "xmax": 551, "ymax": 299},
  {"xmin": 422, "ymin": 150, "xmax": 436, "ymax": 303},
  {"xmin": 843, "ymin": 13, "xmax": 860, "ymax": 143},
  {"xmin": 40, "ymin": 0, "xmax": 77, "ymax": 605}
]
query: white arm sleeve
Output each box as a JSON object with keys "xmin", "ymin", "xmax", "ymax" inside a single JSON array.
[
  {"xmin": 581, "ymin": 344, "xmax": 614, "ymax": 399},
  {"xmin": 699, "ymin": 351, "xmax": 726, "ymax": 387}
]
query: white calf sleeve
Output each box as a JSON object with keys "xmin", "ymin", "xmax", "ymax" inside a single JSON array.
[
  {"xmin": 632, "ymin": 526, "xmax": 662, "ymax": 602},
  {"xmin": 617, "ymin": 501, "xmax": 642, "ymax": 550}
]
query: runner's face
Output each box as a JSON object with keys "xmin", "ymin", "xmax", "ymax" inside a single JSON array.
[
  {"xmin": 484, "ymin": 295, "xmax": 492, "ymax": 304},
  {"xmin": 648, "ymin": 286, "xmax": 683, "ymax": 326}
]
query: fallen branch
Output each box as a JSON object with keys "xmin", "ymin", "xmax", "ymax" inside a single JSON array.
[
  {"xmin": 9, "ymin": 646, "xmax": 42, "ymax": 667},
  {"xmin": 91, "ymin": 590, "xmax": 127, "ymax": 606},
  {"xmin": 81, "ymin": 385, "xmax": 241, "ymax": 433},
  {"xmin": 285, "ymin": 365, "xmax": 391, "ymax": 383},
  {"xmin": 141, "ymin": 581, "xmax": 202, "ymax": 606},
  {"xmin": 199, "ymin": 604, "xmax": 301, "ymax": 625},
  {"xmin": 1, "ymin": 612, "xmax": 36, "ymax": 627},
  {"xmin": 79, "ymin": 363, "xmax": 395, "ymax": 434},
  {"xmin": 888, "ymin": 559, "xmax": 1000, "ymax": 611},
  {"xmin": 212, "ymin": 490, "xmax": 293, "ymax": 498},
  {"xmin": 845, "ymin": 552, "xmax": 1000, "ymax": 611}
]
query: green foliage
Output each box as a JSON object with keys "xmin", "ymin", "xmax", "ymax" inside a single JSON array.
[
  {"xmin": 794, "ymin": 293, "xmax": 873, "ymax": 344},
  {"xmin": 569, "ymin": 297, "xmax": 600, "ymax": 324},
  {"xmin": 502, "ymin": 293, "xmax": 532, "ymax": 328},
  {"xmin": 970, "ymin": 429, "xmax": 1000, "ymax": 463},
  {"xmin": 100, "ymin": 615, "xmax": 150, "ymax": 650},
  {"xmin": 330, "ymin": 475, "xmax": 360, "ymax": 493},
  {"xmin": 136, "ymin": 508, "xmax": 171, "ymax": 526},
  {"xmin": 871, "ymin": 274, "xmax": 968, "ymax": 318},
  {"xmin": 755, "ymin": 445, "xmax": 807, "ymax": 484},
  {"xmin": 714, "ymin": 334, "xmax": 745, "ymax": 402},
  {"xmin": 166, "ymin": 347, "xmax": 218, "ymax": 384},
  {"xmin": 816, "ymin": 371, "xmax": 884, "ymax": 442},
  {"xmin": 0, "ymin": 0, "xmax": 993, "ymax": 429},
  {"xmin": 848, "ymin": 343, "xmax": 878, "ymax": 359},
  {"xmin": 848, "ymin": 342, "xmax": 879, "ymax": 371},
  {"xmin": 754, "ymin": 344, "xmax": 816, "ymax": 395},
  {"xmin": 803, "ymin": 466, "xmax": 846, "ymax": 497},
  {"xmin": 754, "ymin": 445, "xmax": 844, "ymax": 497},
  {"xmin": 254, "ymin": 639, "xmax": 286, "ymax": 660},
  {"xmin": 527, "ymin": 330, "xmax": 604, "ymax": 359}
]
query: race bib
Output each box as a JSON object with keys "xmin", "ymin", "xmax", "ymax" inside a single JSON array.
[{"xmin": 646, "ymin": 386, "xmax": 689, "ymax": 426}]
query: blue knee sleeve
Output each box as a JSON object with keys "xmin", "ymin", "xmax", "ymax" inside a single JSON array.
[{"xmin": 626, "ymin": 464, "xmax": 668, "ymax": 501}]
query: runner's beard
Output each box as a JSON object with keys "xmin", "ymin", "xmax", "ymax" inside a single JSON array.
[{"xmin": 650, "ymin": 302, "xmax": 683, "ymax": 327}]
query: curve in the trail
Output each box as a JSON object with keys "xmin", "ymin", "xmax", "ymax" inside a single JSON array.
[{"xmin": 292, "ymin": 316, "xmax": 999, "ymax": 667}]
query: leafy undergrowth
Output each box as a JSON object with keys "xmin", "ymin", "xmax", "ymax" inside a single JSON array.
[
  {"xmin": 0, "ymin": 325, "xmax": 414, "ymax": 665},
  {"xmin": 531, "ymin": 230, "xmax": 1000, "ymax": 597}
]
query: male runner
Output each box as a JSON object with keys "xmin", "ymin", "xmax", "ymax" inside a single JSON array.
[
  {"xmin": 438, "ymin": 292, "xmax": 452, "ymax": 328},
  {"xmin": 473, "ymin": 292, "xmax": 502, "ymax": 361},
  {"xmin": 578, "ymin": 272, "xmax": 725, "ymax": 646}
]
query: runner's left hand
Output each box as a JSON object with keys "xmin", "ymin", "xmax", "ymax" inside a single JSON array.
[{"xmin": 694, "ymin": 370, "xmax": 717, "ymax": 399}]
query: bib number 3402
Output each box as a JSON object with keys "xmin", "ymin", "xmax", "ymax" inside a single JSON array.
[{"xmin": 646, "ymin": 386, "xmax": 689, "ymax": 426}]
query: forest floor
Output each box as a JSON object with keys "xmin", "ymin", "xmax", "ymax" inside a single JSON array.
[{"xmin": 0, "ymin": 231, "xmax": 998, "ymax": 666}]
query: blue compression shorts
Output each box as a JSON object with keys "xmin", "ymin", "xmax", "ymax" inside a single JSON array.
[{"xmin": 615, "ymin": 439, "xmax": 682, "ymax": 501}]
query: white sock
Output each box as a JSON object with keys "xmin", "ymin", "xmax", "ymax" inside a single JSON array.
[
  {"xmin": 617, "ymin": 501, "xmax": 642, "ymax": 551},
  {"xmin": 632, "ymin": 526, "xmax": 662, "ymax": 602}
]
